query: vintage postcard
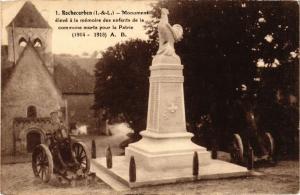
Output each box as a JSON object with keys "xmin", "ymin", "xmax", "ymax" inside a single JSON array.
[{"xmin": 1, "ymin": 0, "xmax": 299, "ymax": 194}]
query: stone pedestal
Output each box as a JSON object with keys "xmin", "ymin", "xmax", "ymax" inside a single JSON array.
[{"xmin": 125, "ymin": 55, "xmax": 211, "ymax": 170}]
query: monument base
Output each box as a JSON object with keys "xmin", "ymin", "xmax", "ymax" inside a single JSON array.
[
  {"xmin": 91, "ymin": 155, "xmax": 249, "ymax": 189},
  {"xmin": 125, "ymin": 130, "xmax": 211, "ymax": 170}
]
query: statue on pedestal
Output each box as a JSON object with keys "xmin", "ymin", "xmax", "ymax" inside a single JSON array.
[
  {"xmin": 92, "ymin": 8, "xmax": 249, "ymax": 186},
  {"xmin": 126, "ymin": 7, "xmax": 212, "ymax": 170},
  {"xmin": 153, "ymin": 8, "xmax": 183, "ymax": 64}
]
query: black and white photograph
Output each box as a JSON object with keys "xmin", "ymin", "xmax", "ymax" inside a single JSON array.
[{"xmin": 0, "ymin": 0, "xmax": 299, "ymax": 194}]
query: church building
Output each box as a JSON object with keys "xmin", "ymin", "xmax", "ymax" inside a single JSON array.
[{"xmin": 1, "ymin": 1, "xmax": 66, "ymax": 155}]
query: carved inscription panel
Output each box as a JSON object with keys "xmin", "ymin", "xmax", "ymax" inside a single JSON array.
[
  {"xmin": 147, "ymin": 82, "xmax": 159, "ymax": 131},
  {"xmin": 159, "ymin": 83, "xmax": 186, "ymax": 133}
]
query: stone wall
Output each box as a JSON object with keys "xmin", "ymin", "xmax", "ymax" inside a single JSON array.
[
  {"xmin": 1, "ymin": 46, "xmax": 64, "ymax": 155},
  {"xmin": 13, "ymin": 117, "xmax": 54, "ymax": 154}
]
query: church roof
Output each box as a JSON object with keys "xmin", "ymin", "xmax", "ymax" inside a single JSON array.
[
  {"xmin": 2, "ymin": 42, "xmax": 64, "ymax": 110},
  {"xmin": 53, "ymin": 56, "xmax": 96, "ymax": 94},
  {"xmin": 1, "ymin": 45, "xmax": 96, "ymax": 94},
  {"xmin": 2, "ymin": 42, "xmax": 60, "ymax": 95},
  {"xmin": 53, "ymin": 62, "xmax": 95, "ymax": 94},
  {"xmin": 7, "ymin": 1, "xmax": 51, "ymax": 28}
]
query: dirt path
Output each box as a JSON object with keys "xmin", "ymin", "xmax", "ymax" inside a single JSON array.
[{"xmin": 1, "ymin": 160, "xmax": 298, "ymax": 194}]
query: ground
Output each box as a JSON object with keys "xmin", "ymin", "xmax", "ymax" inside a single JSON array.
[
  {"xmin": 1, "ymin": 125, "xmax": 299, "ymax": 195},
  {"xmin": 1, "ymin": 160, "xmax": 299, "ymax": 194}
]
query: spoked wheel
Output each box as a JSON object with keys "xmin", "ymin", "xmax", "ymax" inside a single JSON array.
[
  {"xmin": 264, "ymin": 132, "xmax": 275, "ymax": 159},
  {"xmin": 32, "ymin": 144, "xmax": 53, "ymax": 183},
  {"xmin": 230, "ymin": 133, "xmax": 244, "ymax": 164},
  {"xmin": 72, "ymin": 142, "xmax": 90, "ymax": 173}
]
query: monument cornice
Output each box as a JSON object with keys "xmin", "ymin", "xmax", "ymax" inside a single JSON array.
[
  {"xmin": 140, "ymin": 130, "xmax": 193, "ymax": 139},
  {"xmin": 149, "ymin": 76, "xmax": 184, "ymax": 83},
  {"xmin": 150, "ymin": 64, "xmax": 183, "ymax": 70}
]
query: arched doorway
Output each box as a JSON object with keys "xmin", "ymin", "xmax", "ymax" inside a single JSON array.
[{"xmin": 27, "ymin": 131, "xmax": 41, "ymax": 152}]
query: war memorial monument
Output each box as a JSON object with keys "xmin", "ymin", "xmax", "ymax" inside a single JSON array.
[{"xmin": 91, "ymin": 8, "xmax": 249, "ymax": 190}]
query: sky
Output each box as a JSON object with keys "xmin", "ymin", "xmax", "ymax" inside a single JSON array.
[{"xmin": 1, "ymin": 0, "xmax": 156, "ymax": 56}]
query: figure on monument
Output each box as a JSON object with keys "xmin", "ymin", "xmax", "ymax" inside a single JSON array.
[{"xmin": 156, "ymin": 8, "xmax": 183, "ymax": 57}]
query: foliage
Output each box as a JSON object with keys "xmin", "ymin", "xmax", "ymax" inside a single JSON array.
[
  {"xmin": 146, "ymin": 1, "xmax": 299, "ymax": 126},
  {"xmin": 94, "ymin": 1, "xmax": 299, "ymax": 138},
  {"xmin": 94, "ymin": 39, "xmax": 156, "ymax": 132}
]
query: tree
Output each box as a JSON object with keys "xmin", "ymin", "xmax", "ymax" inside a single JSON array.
[
  {"xmin": 146, "ymin": 1, "xmax": 299, "ymax": 129},
  {"xmin": 94, "ymin": 39, "xmax": 156, "ymax": 132},
  {"xmin": 93, "ymin": 1, "xmax": 299, "ymax": 142}
]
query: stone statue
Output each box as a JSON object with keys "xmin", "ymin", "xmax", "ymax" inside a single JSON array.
[{"xmin": 156, "ymin": 8, "xmax": 183, "ymax": 58}]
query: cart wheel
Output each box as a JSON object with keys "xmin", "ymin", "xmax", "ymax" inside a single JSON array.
[
  {"xmin": 73, "ymin": 142, "xmax": 90, "ymax": 173},
  {"xmin": 230, "ymin": 133, "xmax": 244, "ymax": 163},
  {"xmin": 32, "ymin": 144, "xmax": 53, "ymax": 183},
  {"xmin": 264, "ymin": 132, "xmax": 274, "ymax": 158}
]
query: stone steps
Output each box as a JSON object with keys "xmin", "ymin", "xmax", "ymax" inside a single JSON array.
[
  {"xmin": 90, "ymin": 159, "xmax": 130, "ymax": 191},
  {"xmin": 91, "ymin": 156, "xmax": 250, "ymax": 189}
]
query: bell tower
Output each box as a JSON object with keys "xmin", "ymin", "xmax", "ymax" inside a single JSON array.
[{"xmin": 6, "ymin": 1, "xmax": 54, "ymax": 73}]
